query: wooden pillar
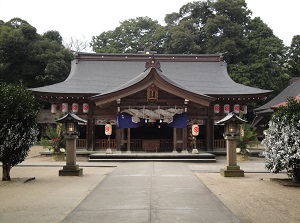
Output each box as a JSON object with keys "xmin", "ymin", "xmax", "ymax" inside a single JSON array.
[
  {"xmin": 173, "ymin": 128, "xmax": 177, "ymax": 153},
  {"xmin": 210, "ymin": 120, "xmax": 214, "ymax": 151},
  {"xmin": 87, "ymin": 118, "xmax": 94, "ymax": 150},
  {"xmin": 87, "ymin": 102, "xmax": 94, "ymax": 150},
  {"xmin": 116, "ymin": 128, "xmax": 121, "ymax": 151},
  {"xmin": 127, "ymin": 128, "xmax": 131, "ymax": 153},
  {"xmin": 207, "ymin": 103, "xmax": 215, "ymax": 151},
  {"xmin": 206, "ymin": 118, "xmax": 214, "ymax": 151},
  {"xmin": 182, "ymin": 128, "xmax": 187, "ymax": 151}
]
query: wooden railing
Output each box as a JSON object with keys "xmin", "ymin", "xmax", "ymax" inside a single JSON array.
[
  {"xmin": 130, "ymin": 139, "xmax": 173, "ymax": 151},
  {"xmin": 76, "ymin": 138, "xmax": 226, "ymax": 150},
  {"xmin": 95, "ymin": 139, "xmax": 117, "ymax": 149},
  {"xmin": 77, "ymin": 139, "xmax": 87, "ymax": 149},
  {"xmin": 160, "ymin": 139, "xmax": 173, "ymax": 149},
  {"xmin": 130, "ymin": 139, "xmax": 142, "ymax": 150},
  {"xmin": 196, "ymin": 140, "xmax": 206, "ymax": 148},
  {"xmin": 214, "ymin": 139, "xmax": 226, "ymax": 149}
]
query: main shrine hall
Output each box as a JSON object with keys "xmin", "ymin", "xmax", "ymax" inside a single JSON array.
[{"xmin": 30, "ymin": 51, "xmax": 271, "ymax": 153}]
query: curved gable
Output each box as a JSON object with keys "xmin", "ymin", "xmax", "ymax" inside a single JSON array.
[{"xmin": 90, "ymin": 67, "xmax": 214, "ymax": 107}]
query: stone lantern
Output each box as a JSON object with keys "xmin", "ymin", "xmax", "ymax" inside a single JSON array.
[
  {"xmin": 216, "ymin": 112, "xmax": 247, "ymax": 177},
  {"xmin": 56, "ymin": 112, "xmax": 87, "ymax": 176}
]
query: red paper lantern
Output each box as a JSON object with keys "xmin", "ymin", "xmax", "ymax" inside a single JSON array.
[
  {"xmin": 51, "ymin": 104, "xmax": 58, "ymax": 114},
  {"xmin": 62, "ymin": 103, "xmax": 68, "ymax": 113},
  {"xmin": 214, "ymin": 104, "xmax": 220, "ymax": 113},
  {"xmin": 224, "ymin": 104, "xmax": 230, "ymax": 114},
  {"xmin": 192, "ymin": 124, "xmax": 199, "ymax": 136},
  {"xmin": 241, "ymin": 105, "xmax": 247, "ymax": 114},
  {"xmin": 72, "ymin": 103, "xmax": 78, "ymax": 113},
  {"xmin": 234, "ymin": 104, "xmax": 240, "ymax": 114},
  {"xmin": 83, "ymin": 103, "xmax": 89, "ymax": 113},
  {"xmin": 105, "ymin": 124, "xmax": 112, "ymax": 135}
]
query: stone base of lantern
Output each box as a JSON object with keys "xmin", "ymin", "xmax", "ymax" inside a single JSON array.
[
  {"xmin": 105, "ymin": 148, "xmax": 113, "ymax": 154},
  {"xmin": 192, "ymin": 149, "xmax": 199, "ymax": 154},
  {"xmin": 106, "ymin": 148, "xmax": 113, "ymax": 154},
  {"xmin": 59, "ymin": 165, "xmax": 83, "ymax": 176},
  {"xmin": 220, "ymin": 165, "xmax": 244, "ymax": 177}
]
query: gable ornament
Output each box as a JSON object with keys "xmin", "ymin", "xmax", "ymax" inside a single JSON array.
[{"xmin": 147, "ymin": 84, "xmax": 158, "ymax": 102}]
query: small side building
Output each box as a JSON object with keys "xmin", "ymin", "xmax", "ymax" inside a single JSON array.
[{"xmin": 253, "ymin": 77, "xmax": 300, "ymax": 139}]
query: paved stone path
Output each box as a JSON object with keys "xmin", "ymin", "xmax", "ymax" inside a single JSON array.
[{"xmin": 62, "ymin": 162, "xmax": 240, "ymax": 223}]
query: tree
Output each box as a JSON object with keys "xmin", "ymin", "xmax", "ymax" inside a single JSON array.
[
  {"xmin": 63, "ymin": 36, "xmax": 90, "ymax": 52},
  {"xmin": 0, "ymin": 18, "xmax": 74, "ymax": 87},
  {"xmin": 163, "ymin": 1, "xmax": 214, "ymax": 54},
  {"xmin": 90, "ymin": 17, "xmax": 164, "ymax": 53},
  {"xmin": 33, "ymin": 30, "xmax": 74, "ymax": 87},
  {"xmin": 262, "ymin": 97, "xmax": 300, "ymax": 182},
  {"xmin": 229, "ymin": 17, "xmax": 289, "ymax": 99},
  {"xmin": 163, "ymin": 25, "xmax": 200, "ymax": 54},
  {"xmin": 0, "ymin": 18, "xmax": 37, "ymax": 84},
  {"xmin": 0, "ymin": 83, "xmax": 39, "ymax": 181},
  {"xmin": 286, "ymin": 35, "xmax": 300, "ymax": 78},
  {"xmin": 204, "ymin": 0, "xmax": 251, "ymax": 64}
]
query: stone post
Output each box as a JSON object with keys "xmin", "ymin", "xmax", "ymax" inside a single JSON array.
[
  {"xmin": 220, "ymin": 136, "xmax": 244, "ymax": 177},
  {"xmin": 59, "ymin": 135, "xmax": 83, "ymax": 176}
]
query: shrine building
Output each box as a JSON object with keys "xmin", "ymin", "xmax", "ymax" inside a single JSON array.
[
  {"xmin": 30, "ymin": 51, "xmax": 271, "ymax": 153},
  {"xmin": 252, "ymin": 77, "xmax": 300, "ymax": 140}
]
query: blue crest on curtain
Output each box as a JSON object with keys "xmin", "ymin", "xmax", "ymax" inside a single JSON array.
[{"xmin": 163, "ymin": 112, "xmax": 187, "ymax": 128}]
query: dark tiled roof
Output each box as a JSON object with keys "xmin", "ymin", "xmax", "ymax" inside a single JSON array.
[
  {"xmin": 30, "ymin": 60, "xmax": 146, "ymax": 94},
  {"xmin": 254, "ymin": 77, "xmax": 300, "ymax": 113},
  {"xmin": 155, "ymin": 61, "xmax": 270, "ymax": 95},
  {"xmin": 30, "ymin": 53, "xmax": 271, "ymax": 97},
  {"xmin": 94, "ymin": 68, "xmax": 153, "ymax": 96}
]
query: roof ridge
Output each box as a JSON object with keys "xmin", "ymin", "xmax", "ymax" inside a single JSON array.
[{"xmin": 75, "ymin": 52, "xmax": 224, "ymax": 62}]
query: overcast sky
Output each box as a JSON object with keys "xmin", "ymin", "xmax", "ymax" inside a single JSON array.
[{"xmin": 0, "ymin": 0, "xmax": 299, "ymax": 47}]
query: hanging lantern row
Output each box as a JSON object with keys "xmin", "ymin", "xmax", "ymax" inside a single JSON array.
[
  {"xmin": 51, "ymin": 103, "xmax": 89, "ymax": 114},
  {"xmin": 214, "ymin": 104, "xmax": 247, "ymax": 114}
]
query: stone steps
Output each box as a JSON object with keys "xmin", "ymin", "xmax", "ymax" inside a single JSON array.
[{"xmin": 88, "ymin": 152, "xmax": 216, "ymax": 162}]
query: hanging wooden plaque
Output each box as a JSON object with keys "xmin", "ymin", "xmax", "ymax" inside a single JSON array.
[{"xmin": 147, "ymin": 84, "xmax": 158, "ymax": 102}]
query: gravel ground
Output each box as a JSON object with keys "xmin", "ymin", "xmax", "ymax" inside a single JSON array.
[
  {"xmin": 195, "ymin": 171, "xmax": 300, "ymax": 223},
  {"xmin": 1, "ymin": 146, "xmax": 299, "ymax": 223},
  {"xmin": 0, "ymin": 146, "xmax": 115, "ymax": 223}
]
